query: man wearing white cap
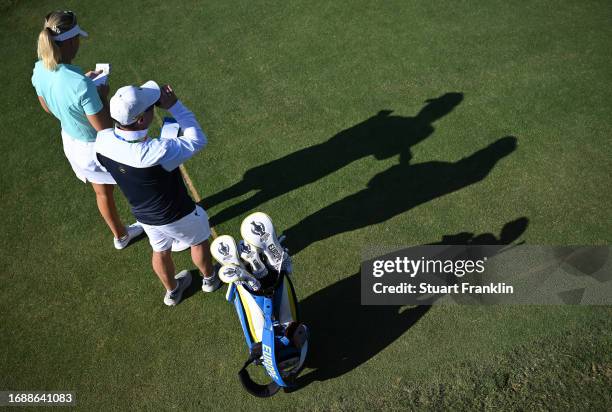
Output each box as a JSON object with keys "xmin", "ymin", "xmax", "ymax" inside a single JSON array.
[{"xmin": 95, "ymin": 81, "xmax": 220, "ymax": 306}]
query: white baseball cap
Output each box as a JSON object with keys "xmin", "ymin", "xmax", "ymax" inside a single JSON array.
[{"xmin": 110, "ymin": 80, "xmax": 161, "ymax": 126}]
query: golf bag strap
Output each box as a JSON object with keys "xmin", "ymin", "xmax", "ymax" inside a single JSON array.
[
  {"xmin": 238, "ymin": 347, "xmax": 281, "ymax": 398},
  {"xmin": 262, "ymin": 296, "xmax": 289, "ymax": 387}
]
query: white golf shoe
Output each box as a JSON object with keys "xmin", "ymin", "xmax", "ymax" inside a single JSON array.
[
  {"xmin": 114, "ymin": 223, "xmax": 144, "ymax": 250},
  {"xmin": 201, "ymin": 268, "xmax": 222, "ymax": 293},
  {"xmin": 164, "ymin": 270, "xmax": 193, "ymax": 306}
]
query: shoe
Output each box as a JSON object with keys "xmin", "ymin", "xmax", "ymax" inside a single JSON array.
[
  {"xmin": 202, "ymin": 267, "xmax": 222, "ymax": 293},
  {"xmin": 114, "ymin": 223, "xmax": 144, "ymax": 250},
  {"xmin": 164, "ymin": 270, "xmax": 193, "ymax": 306},
  {"xmin": 171, "ymin": 239, "xmax": 191, "ymax": 252}
]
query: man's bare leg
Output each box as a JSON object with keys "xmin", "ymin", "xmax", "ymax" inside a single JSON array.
[
  {"xmin": 152, "ymin": 250, "xmax": 177, "ymax": 291},
  {"xmin": 191, "ymin": 239, "xmax": 214, "ymax": 278}
]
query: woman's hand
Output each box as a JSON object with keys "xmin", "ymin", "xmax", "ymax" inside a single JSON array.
[{"xmin": 85, "ymin": 70, "xmax": 102, "ymax": 79}]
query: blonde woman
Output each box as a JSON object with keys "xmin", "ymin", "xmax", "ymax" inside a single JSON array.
[{"xmin": 32, "ymin": 10, "xmax": 142, "ymax": 249}]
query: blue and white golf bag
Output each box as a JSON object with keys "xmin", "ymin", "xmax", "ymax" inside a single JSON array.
[{"xmin": 211, "ymin": 212, "xmax": 309, "ymax": 397}]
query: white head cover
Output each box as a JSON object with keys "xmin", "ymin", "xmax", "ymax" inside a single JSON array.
[
  {"xmin": 110, "ymin": 81, "xmax": 161, "ymax": 126},
  {"xmin": 218, "ymin": 265, "xmax": 261, "ymax": 292},
  {"xmin": 52, "ymin": 24, "xmax": 88, "ymax": 41},
  {"xmin": 210, "ymin": 235, "xmax": 242, "ymax": 267},
  {"xmin": 240, "ymin": 212, "xmax": 285, "ymax": 273},
  {"xmin": 238, "ymin": 240, "xmax": 268, "ymax": 279}
]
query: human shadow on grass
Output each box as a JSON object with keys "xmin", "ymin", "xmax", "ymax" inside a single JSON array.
[
  {"xmin": 283, "ymin": 136, "xmax": 518, "ymax": 255},
  {"xmin": 291, "ymin": 217, "xmax": 529, "ymax": 389},
  {"xmin": 202, "ymin": 92, "xmax": 464, "ymax": 226}
]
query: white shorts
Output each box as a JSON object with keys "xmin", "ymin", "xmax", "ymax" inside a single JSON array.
[
  {"xmin": 61, "ymin": 130, "xmax": 116, "ymax": 185},
  {"xmin": 139, "ymin": 205, "xmax": 211, "ymax": 252}
]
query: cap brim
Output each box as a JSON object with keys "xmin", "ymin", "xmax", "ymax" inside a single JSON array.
[{"xmin": 139, "ymin": 80, "xmax": 161, "ymax": 107}]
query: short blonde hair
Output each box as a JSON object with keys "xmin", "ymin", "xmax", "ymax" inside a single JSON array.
[{"xmin": 37, "ymin": 11, "xmax": 76, "ymax": 71}]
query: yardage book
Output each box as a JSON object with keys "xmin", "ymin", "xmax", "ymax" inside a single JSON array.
[{"xmin": 93, "ymin": 63, "xmax": 110, "ymax": 86}]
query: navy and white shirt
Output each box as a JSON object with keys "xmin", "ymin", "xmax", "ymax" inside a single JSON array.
[{"xmin": 95, "ymin": 101, "xmax": 207, "ymax": 226}]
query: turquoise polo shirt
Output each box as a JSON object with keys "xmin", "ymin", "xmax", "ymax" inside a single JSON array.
[{"xmin": 31, "ymin": 61, "xmax": 103, "ymax": 142}]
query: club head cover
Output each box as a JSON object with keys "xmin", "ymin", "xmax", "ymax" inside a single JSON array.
[
  {"xmin": 241, "ymin": 212, "xmax": 285, "ymax": 273},
  {"xmin": 238, "ymin": 240, "xmax": 268, "ymax": 279},
  {"xmin": 219, "ymin": 264, "xmax": 262, "ymax": 292},
  {"xmin": 276, "ymin": 235, "xmax": 293, "ymax": 274},
  {"xmin": 211, "ymin": 235, "xmax": 242, "ymax": 267}
]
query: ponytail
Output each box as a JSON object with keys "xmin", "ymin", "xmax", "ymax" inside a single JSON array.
[
  {"xmin": 37, "ymin": 11, "xmax": 76, "ymax": 71},
  {"xmin": 37, "ymin": 28, "xmax": 61, "ymax": 71}
]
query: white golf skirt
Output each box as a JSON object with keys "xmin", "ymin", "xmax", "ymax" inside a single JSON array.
[
  {"xmin": 61, "ymin": 130, "xmax": 116, "ymax": 185},
  {"xmin": 139, "ymin": 206, "xmax": 212, "ymax": 252}
]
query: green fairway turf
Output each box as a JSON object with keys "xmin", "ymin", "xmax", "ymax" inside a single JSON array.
[{"xmin": 1, "ymin": 0, "xmax": 611, "ymax": 410}]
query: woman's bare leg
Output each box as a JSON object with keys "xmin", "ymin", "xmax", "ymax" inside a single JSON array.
[{"xmin": 91, "ymin": 183, "xmax": 127, "ymax": 238}]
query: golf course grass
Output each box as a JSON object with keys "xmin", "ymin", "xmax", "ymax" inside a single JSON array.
[{"xmin": 1, "ymin": 0, "xmax": 611, "ymax": 410}]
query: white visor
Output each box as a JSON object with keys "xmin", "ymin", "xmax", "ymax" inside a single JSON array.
[{"xmin": 52, "ymin": 24, "xmax": 88, "ymax": 42}]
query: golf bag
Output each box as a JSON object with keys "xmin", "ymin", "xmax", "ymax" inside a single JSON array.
[{"xmin": 210, "ymin": 212, "xmax": 309, "ymax": 397}]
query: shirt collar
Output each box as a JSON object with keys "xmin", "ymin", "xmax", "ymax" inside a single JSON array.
[{"xmin": 113, "ymin": 127, "xmax": 149, "ymax": 143}]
